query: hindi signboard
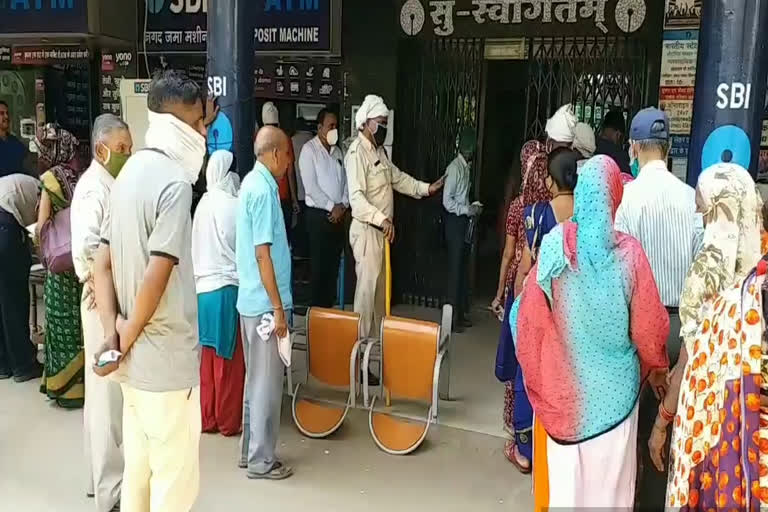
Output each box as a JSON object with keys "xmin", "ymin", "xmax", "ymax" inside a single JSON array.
[
  {"xmin": 398, "ymin": 0, "xmax": 654, "ymax": 39},
  {"xmin": 143, "ymin": 0, "xmax": 207, "ymax": 53},
  {"xmin": 11, "ymin": 46, "xmax": 90, "ymax": 65},
  {"xmin": 659, "ymin": 30, "xmax": 697, "ymax": 142},
  {"xmin": 659, "ymin": 31, "xmax": 697, "ymax": 88}
]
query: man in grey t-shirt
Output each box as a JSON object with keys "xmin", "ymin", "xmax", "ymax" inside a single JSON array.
[{"xmin": 93, "ymin": 70, "xmax": 217, "ymax": 512}]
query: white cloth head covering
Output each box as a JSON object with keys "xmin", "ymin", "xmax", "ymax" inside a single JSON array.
[
  {"xmin": 205, "ymin": 150, "xmax": 238, "ymax": 197},
  {"xmin": 0, "ymin": 173, "xmax": 40, "ymax": 227},
  {"xmin": 262, "ymin": 102, "xmax": 280, "ymax": 126},
  {"xmin": 545, "ymin": 104, "xmax": 578, "ymax": 143},
  {"xmin": 355, "ymin": 95, "xmax": 389, "ymax": 129},
  {"xmin": 678, "ymin": 162, "xmax": 762, "ymax": 341},
  {"xmin": 192, "ymin": 151, "xmax": 239, "ymax": 294},
  {"xmin": 572, "ymin": 122, "xmax": 596, "ymax": 158}
]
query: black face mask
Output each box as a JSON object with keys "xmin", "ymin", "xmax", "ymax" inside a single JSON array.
[{"xmin": 373, "ymin": 123, "xmax": 388, "ymax": 147}]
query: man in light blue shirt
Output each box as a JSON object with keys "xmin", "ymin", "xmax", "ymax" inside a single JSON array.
[
  {"xmin": 442, "ymin": 127, "xmax": 480, "ymax": 332},
  {"xmin": 236, "ymin": 126, "xmax": 294, "ymax": 480}
]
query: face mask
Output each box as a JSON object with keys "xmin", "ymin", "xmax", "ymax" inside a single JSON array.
[
  {"xmin": 101, "ymin": 144, "xmax": 129, "ymax": 177},
  {"xmin": 370, "ymin": 122, "xmax": 388, "ymax": 147},
  {"xmin": 628, "ymin": 144, "xmax": 640, "ymax": 177},
  {"xmin": 326, "ymin": 128, "xmax": 339, "ymax": 146}
]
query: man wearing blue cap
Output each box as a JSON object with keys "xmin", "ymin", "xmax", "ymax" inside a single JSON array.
[{"xmin": 614, "ymin": 107, "xmax": 703, "ymax": 511}]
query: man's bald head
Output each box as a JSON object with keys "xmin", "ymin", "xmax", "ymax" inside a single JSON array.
[{"xmin": 254, "ymin": 125, "xmax": 291, "ymax": 178}]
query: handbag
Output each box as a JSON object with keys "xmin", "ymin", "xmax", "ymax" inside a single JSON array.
[
  {"xmin": 494, "ymin": 203, "xmax": 547, "ymax": 383},
  {"xmin": 40, "ymin": 206, "xmax": 74, "ymax": 273}
]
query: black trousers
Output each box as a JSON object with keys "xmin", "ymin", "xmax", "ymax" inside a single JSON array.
[
  {"xmin": 292, "ymin": 200, "xmax": 309, "ymax": 258},
  {"xmin": 444, "ymin": 213, "xmax": 470, "ymax": 324},
  {"xmin": 636, "ymin": 311, "xmax": 682, "ymax": 511},
  {"xmin": 281, "ymin": 200, "xmax": 293, "ymax": 245},
  {"xmin": 306, "ymin": 207, "xmax": 345, "ymax": 308},
  {"xmin": 0, "ymin": 212, "xmax": 35, "ymax": 376}
]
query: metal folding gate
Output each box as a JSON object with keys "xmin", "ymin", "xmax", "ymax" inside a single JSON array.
[
  {"xmin": 525, "ymin": 36, "xmax": 648, "ymax": 138},
  {"xmin": 393, "ymin": 36, "xmax": 647, "ymax": 307},
  {"xmin": 393, "ymin": 38, "xmax": 483, "ymax": 307}
]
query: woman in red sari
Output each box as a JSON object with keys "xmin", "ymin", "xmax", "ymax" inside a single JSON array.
[{"xmin": 492, "ymin": 141, "xmax": 550, "ymax": 468}]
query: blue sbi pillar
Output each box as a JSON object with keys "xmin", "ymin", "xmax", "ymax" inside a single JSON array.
[
  {"xmin": 206, "ymin": 0, "xmax": 255, "ymax": 176},
  {"xmin": 686, "ymin": 0, "xmax": 768, "ymax": 186}
]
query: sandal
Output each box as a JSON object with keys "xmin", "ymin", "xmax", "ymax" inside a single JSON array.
[
  {"xmin": 504, "ymin": 440, "xmax": 531, "ymax": 474},
  {"xmin": 247, "ymin": 461, "xmax": 294, "ymax": 480}
]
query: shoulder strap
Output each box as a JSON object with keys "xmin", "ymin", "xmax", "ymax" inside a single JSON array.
[{"xmin": 529, "ymin": 203, "xmax": 549, "ymax": 262}]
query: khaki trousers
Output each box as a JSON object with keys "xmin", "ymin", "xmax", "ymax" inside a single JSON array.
[
  {"xmin": 82, "ymin": 286, "xmax": 123, "ymax": 512},
  {"xmin": 349, "ymin": 219, "xmax": 386, "ymax": 340},
  {"xmin": 120, "ymin": 384, "xmax": 201, "ymax": 512}
]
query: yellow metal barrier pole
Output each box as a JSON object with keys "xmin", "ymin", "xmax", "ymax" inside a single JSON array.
[
  {"xmin": 385, "ymin": 240, "xmax": 392, "ymax": 316},
  {"xmin": 384, "ymin": 240, "xmax": 392, "ymax": 406}
]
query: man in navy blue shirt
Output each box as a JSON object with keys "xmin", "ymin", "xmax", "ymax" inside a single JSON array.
[{"xmin": 0, "ymin": 100, "xmax": 28, "ymax": 178}]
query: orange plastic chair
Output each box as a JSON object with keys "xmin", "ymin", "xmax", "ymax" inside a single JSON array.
[
  {"xmin": 291, "ymin": 307, "xmax": 362, "ymax": 438},
  {"xmin": 367, "ymin": 316, "xmax": 445, "ymax": 455}
]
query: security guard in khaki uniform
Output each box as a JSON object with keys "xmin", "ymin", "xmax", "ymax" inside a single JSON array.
[{"xmin": 345, "ymin": 95, "xmax": 444, "ymax": 339}]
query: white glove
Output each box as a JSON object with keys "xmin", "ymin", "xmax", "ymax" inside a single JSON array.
[{"xmin": 468, "ymin": 204, "xmax": 482, "ymax": 217}]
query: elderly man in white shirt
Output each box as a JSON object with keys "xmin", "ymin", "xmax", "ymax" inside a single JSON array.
[
  {"xmin": 299, "ymin": 109, "xmax": 348, "ymax": 307},
  {"xmin": 613, "ymin": 107, "xmax": 702, "ymax": 512},
  {"xmin": 70, "ymin": 113, "xmax": 132, "ymax": 512}
]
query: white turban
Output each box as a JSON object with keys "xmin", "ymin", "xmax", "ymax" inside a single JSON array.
[
  {"xmin": 262, "ymin": 102, "xmax": 279, "ymax": 126},
  {"xmin": 572, "ymin": 122, "xmax": 596, "ymax": 158},
  {"xmin": 355, "ymin": 94, "xmax": 389, "ymax": 129},
  {"xmin": 545, "ymin": 104, "xmax": 577, "ymax": 143}
]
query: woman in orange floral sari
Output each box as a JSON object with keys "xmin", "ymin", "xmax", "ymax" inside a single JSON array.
[{"xmin": 648, "ymin": 163, "xmax": 764, "ymax": 510}]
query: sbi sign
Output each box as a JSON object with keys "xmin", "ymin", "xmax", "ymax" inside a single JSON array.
[
  {"xmin": 146, "ymin": 0, "xmax": 207, "ymax": 14},
  {"xmin": 5, "ymin": 0, "xmax": 74, "ymax": 8}
]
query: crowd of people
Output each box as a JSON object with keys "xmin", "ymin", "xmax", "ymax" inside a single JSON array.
[
  {"xmin": 497, "ymin": 101, "xmax": 768, "ymax": 510},
  {"xmin": 0, "ymin": 71, "xmax": 446, "ymax": 512},
  {"xmin": 3, "ymin": 65, "xmax": 768, "ymax": 511}
]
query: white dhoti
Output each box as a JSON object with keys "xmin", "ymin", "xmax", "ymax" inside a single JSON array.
[
  {"xmin": 82, "ymin": 286, "xmax": 124, "ymax": 512},
  {"xmin": 545, "ymin": 402, "xmax": 639, "ymax": 509},
  {"xmin": 350, "ymin": 219, "xmax": 386, "ymax": 339}
]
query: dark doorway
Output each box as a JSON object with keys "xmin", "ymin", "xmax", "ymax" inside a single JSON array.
[{"xmin": 474, "ymin": 58, "xmax": 529, "ymax": 300}]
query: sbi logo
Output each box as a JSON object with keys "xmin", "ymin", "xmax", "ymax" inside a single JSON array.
[
  {"xmin": 7, "ymin": 0, "xmax": 74, "ymax": 9},
  {"xmin": 146, "ymin": 0, "xmax": 207, "ymax": 14},
  {"xmin": 265, "ymin": 0, "xmax": 319, "ymax": 11}
]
